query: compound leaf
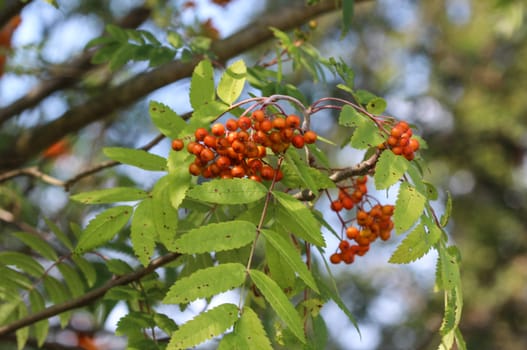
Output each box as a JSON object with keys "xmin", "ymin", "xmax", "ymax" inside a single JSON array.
[
  {"xmin": 187, "ymin": 178, "xmax": 267, "ymax": 205},
  {"xmin": 173, "ymin": 221, "xmax": 256, "ymax": 254},
  {"xmin": 163, "ymin": 263, "xmax": 246, "ymax": 304},
  {"xmin": 168, "ymin": 303, "xmax": 239, "ymax": 350}
]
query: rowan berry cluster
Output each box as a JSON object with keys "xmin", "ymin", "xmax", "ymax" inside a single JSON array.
[
  {"xmin": 328, "ymin": 176, "xmax": 395, "ymax": 264},
  {"xmin": 171, "ymin": 110, "xmax": 317, "ymax": 181},
  {"xmin": 386, "ymin": 121, "xmax": 420, "ymax": 161}
]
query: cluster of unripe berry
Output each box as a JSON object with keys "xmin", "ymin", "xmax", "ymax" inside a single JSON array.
[
  {"xmin": 329, "ymin": 176, "xmax": 395, "ymax": 264},
  {"xmin": 385, "ymin": 121, "xmax": 420, "ymax": 161},
  {"xmin": 171, "ymin": 110, "xmax": 317, "ymax": 181}
]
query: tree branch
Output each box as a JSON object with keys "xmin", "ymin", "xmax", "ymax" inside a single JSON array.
[
  {"xmin": 0, "ymin": 252, "xmax": 181, "ymax": 337},
  {"xmin": 0, "ymin": 0, "xmax": 359, "ymax": 170},
  {"xmin": 0, "ymin": 6, "xmax": 151, "ymax": 126}
]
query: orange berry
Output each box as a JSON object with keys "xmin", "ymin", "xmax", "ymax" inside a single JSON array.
[
  {"xmin": 390, "ymin": 126, "xmax": 404, "ymax": 138},
  {"xmin": 232, "ymin": 140, "xmax": 245, "ymax": 154},
  {"xmin": 338, "ymin": 240, "xmax": 350, "ymax": 251},
  {"xmin": 330, "ymin": 253, "xmax": 342, "ymax": 264},
  {"xmin": 259, "ymin": 119, "xmax": 273, "ymax": 132},
  {"xmin": 211, "ymin": 123, "xmax": 225, "ymax": 136},
  {"xmin": 346, "ymin": 226, "xmax": 359, "ymax": 240},
  {"xmin": 286, "ymin": 114, "xmax": 301, "ymax": 128},
  {"xmin": 275, "ymin": 170, "xmax": 284, "ymax": 181},
  {"xmin": 189, "ymin": 163, "xmax": 201, "ymax": 176},
  {"xmin": 199, "ymin": 148, "xmax": 215, "ymax": 162},
  {"xmin": 330, "ymin": 200, "xmax": 344, "ymax": 212},
  {"xmin": 387, "ymin": 136, "xmax": 398, "ymax": 147},
  {"xmin": 252, "ymin": 110, "xmax": 266, "ymax": 122},
  {"xmin": 226, "ymin": 118, "xmax": 238, "ymax": 131},
  {"xmin": 238, "ymin": 116, "xmax": 252, "ymax": 130},
  {"xmin": 342, "ymin": 196, "xmax": 354, "ymax": 210},
  {"xmin": 216, "ymin": 156, "xmax": 231, "ymax": 169},
  {"xmin": 272, "ymin": 117, "xmax": 286, "ymax": 129},
  {"xmin": 194, "ymin": 127, "xmax": 208, "ymax": 141},
  {"xmin": 191, "ymin": 143, "xmax": 204, "ymax": 156},
  {"xmin": 203, "ymin": 135, "xmax": 217, "ymax": 148},
  {"xmin": 392, "ymin": 146, "xmax": 403, "ymax": 155},
  {"xmin": 291, "ymin": 134, "xmax": 305, "ymax": 148},
  {"xmin": 171, "ymin": 139, "xmax": 184, "ymax": 151},
  {"xmin": 409, "ymin": 138, "xmax": 420, "ymax": 152},
  {"xmin": 341, "ymin": 249, "xmax": 355, "ymax": 264},
  {"xmin": 398, "ymin": 121, "xmax": 409, "ymax": 131},
  {"xmin": 303, "ymin": 130, "xmax": 317, "ymax": 144},
  {"xmin": 231, "ymin": 165, "xmax": 246, "ymax": 178},
  {"xmin": 260, "ymin": 166, "xmax": 275, "ymax": 180}
]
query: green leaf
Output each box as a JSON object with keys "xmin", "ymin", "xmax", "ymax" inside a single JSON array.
[
  {"xmin": 441, "ymin": 191, "xmax": 453, "ymax": 227},
  {"xmin": 338, "ymin": 105, "xmax": 384, "ymax": 149},
  {"xmin": 70, "ymin": 187, "xmax": 149, "ymax": 204},
  {"xmin": 106, "ymin": 259, "xmax": 134, "ymax": 275},
  {"xmin": 389, "ymin": 223, "xmax": 441, "ymax": 264},
  {"xmin": 29, "ymin": 289, "xmax": 48, "ymax": 347},
  {"xmin": 284, "ymin": 148, "xmax": 321, "ymax": 193},
  {"xmin": 75, "ymin": 206, "xmax": 133, "ymax": 254},
  {"xmin": 190, "ymin": 60, "xmax": 215, "ymax": 110},
  {"xmin": 187, "ymin": 178, "xmax": 267, "ymax": 205},
  {"xmin": 374, "ymin": 150, "xmax": 409, "ymax": 189},
  {"xmin": 43, "ymin": 276, "xmax": 72, "ymax": 327},
  {"xmin": 12, "ymin": 232, "xmax": 58, "ymax": 261},
  {"xmin": 0, "ymin": 252, "xmax": 44, "ymax": 277},
  {"xmin": 163, "ymin": 263, "xmax": 246, "ymax": 304},
  {"xmin": 190, "ymin": 100, "xmax": 229, "ymax": 128},
  {"xmin": 151, "ymin": 175, "xmax": 179, "ymax": 248},
  {"xmin": 393, "ymin": 182, "xmax": 426, "ymax": 234},
  {"xmin": 218, "ymin": 307, "xmax": 273, "ymax": 350},
  {"xmin": 71, "ymin": 255, "xmax": 97, "ymax": 287},
  {"xmin": 57, "ymin": 262, "xmax": 86, "ymax": 298},
  {"xmin": 265, "ymin": 238, "xmax": 295, "ymax": 291},
  {"xmin": 116, "ymin": 311, "xmax": 154, "ymax": 336},
  {"xmin": 217, "ymin": 59, "xmax": 247, "ymax": 105},
  {"xmin": 173, "ymin": 221, "xmax": 256, "ymax": 254},
  {"xmin": 130, "ymin": 199, "xmax": 157, "ymax": 266},
  {"xmin": 366, "ymin": 97, "xmax": 387, "ymax": 114},
  {"xmin": 149, "ymin": 101, "xmax": 187, "ymax": 139},
  {"xmin": 249, "ymin": 269, "xmax": 306, "ymax": 344},
  {"xmin": 273, "ymin": 191, "xmax": 325, "ymax": 247},
  {"xmin": 168, "ymin": 303, "xmax": 239, "ymax": 350},
  {"xmin": 16, "ymin": 303, "xmax": 29, "ymax": 350},
  {"xmin": 261, "ymin": 229, "xmax": 319, "ymax": 293},
  {"xmin": 154, "ymin": 312, "xmax": 178, "ymax": 335},
  {"xmin": 314, "ymin": 269, "xmax": 360, "ymax": 335},
  {"xmin": 43, "ymin": 217, "xmax": 73, "ymax": 250},
  {"xmin": 103, "ymin": 147, "xmax": 167, "ymax": 171}
]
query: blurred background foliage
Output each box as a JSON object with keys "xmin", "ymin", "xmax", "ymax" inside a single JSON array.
[{"xmin": 1, "ymin": 0, "xmax": 526, "ymax": 349}]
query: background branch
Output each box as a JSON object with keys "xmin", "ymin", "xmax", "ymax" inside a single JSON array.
[
  {"xmin": 0, "ymin": 5, "xmax": 151, "ymax": 126},
  {"xmin": 0, "ymin": 0, "xmax": 352, "ymax": 170}
]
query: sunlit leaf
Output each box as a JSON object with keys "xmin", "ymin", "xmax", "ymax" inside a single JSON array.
[
  {"xmin": 190, "ymin": 59, "xmax": 215, "ymax": 109},
  {"xmin": 70, "ymin": 187, "xmax": 149, "ymax": 204},
  {"xmin": 393, "ymin": 182, "xmax": 426, "ymax": 234},
  {"xmin": 374, "ymin": 150, "xmax": 409, "ymax": 189},
  {"xmin": 217, "ymin": 307, "xmax": 273, "ymax": 350},
  {"xmin": 103, "ymin": 147, "xmax": 167, "ymax": 171},
  {"xmin": 338, "ymin": 105, "xmax": 384, "ymax": 149},
  {"xmin": 163, "ymin": 263, "xmax": 246, "ymax": 304},
  {"xmin": 131, "ymin": 199, "xmax": 157, "ymax": 266},
  {"xmin": 217, "ymin": 60, "xmax": 247, "ymax": 105},
  {"xmin": 389, "ymin": 222, "xmax": 441, "ymax": 264},
  {"xmin": 75, "ymin": 206, "xmax": 133, "ymax": 253},
  {"xmin": 173, "ymin": 221, "xmax": 256, "ymax": 254},
  {"xmin": 168, "ymin": 303, "xmax": 239, "ymax": 350},
  {"xmin": 149, "ymin": 101, "xmax": 187, "ymax": 139},
  {"xmin": 187, "ymin": 178, "xmax": 267, "ymax": 205}
]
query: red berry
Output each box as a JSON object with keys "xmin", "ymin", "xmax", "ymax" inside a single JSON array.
[
  {"xmin": 286, "ymin": 114, "xmax": 301, "ymax": 128},
  {"xmin": 194, "ymin": 127, "xmax": 208, "ymax": 141},
  {"xmin": 238, "ymin": 116, "xmax": 252, "ymax": 130},
  {"xmin": 330, "ymin": 253, "xmax": 342, "ymax": 264},
  {"xmin": 272, "ymin": 117, "xmax": 286, "ymax": 130},
  {"xmin": 252, "ymin": 110, "xmax": 266, "ymax": 122},
  {"xmin": 291, "ymin": 134, "xmax": 305, "ymax": 148},
  {"xmin": 211, "ymin": 123, "xmax": 226, "ymax": 136},
  {"xmin": 303, "ymin": 130, "xmax": 317, "ymax": 144},
  {"xmin": 226, "ymin": 118, "xmax": 238, "ymax": 131}
]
